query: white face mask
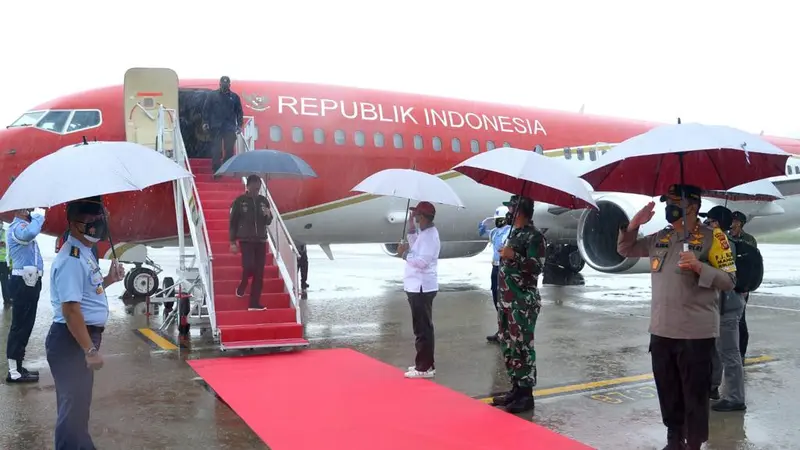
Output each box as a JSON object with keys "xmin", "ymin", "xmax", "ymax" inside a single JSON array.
[{"xmin": 84, "ymin": 235, "xmax": 100, "ymax": 243}]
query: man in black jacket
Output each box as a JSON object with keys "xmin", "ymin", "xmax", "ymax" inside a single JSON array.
[
  {"xmin": 229, "ymin": 175, "xmax": 273, "ymax": 310},
  {"xmin": 202, "ymin": 76, "xmax": 244, "ymax": 175}
]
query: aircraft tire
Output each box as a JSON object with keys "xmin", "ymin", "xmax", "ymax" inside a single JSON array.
[{"xmin": 125, "ymin": 267, "xmax": 160, "ymax": 297}]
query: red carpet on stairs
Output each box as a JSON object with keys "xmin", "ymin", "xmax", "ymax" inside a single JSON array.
[
  {"xmin": 191, "ymin": 158, "xmax": 306, "ymax": 349},
  {"xmin": 188, "ymin": 348, "xmax": 595, "ymax": 450}
]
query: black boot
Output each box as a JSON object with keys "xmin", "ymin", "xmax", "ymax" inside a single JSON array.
[
  {"xmin": 486, "ymin": 333, "xmax": 499, "ymax": 343},
  {"xmin": 662, "ymin": 428, "xmax": 685, "ymax": 450},
  {"xmin": 490, "ymin": 385, "xmax": 519, "ymax": 407},
  {"xmin": 504, "ymin": 386, "xmax": 535, "ymax": 414}
]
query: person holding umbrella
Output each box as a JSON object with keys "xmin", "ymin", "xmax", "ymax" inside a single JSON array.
[
  {"xmin": 617, "ymin": 184, "xmax": 736, "ymax": 450},
  {"xmin": 489, "ymin": 195, "xmax": 546, "ymax": 414},
  {"xmin": 478, "ymin": 205, "xmax": 511, "ymax": 343}
]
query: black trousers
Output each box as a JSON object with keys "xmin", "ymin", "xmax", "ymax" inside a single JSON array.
[
  {"xmin": 0, "ymin": 262, "xmax": 9, "ymax": 304},
  {"xmin": 6, "ymin": 276, "xmax": 41, "ymax": 362},
  {"xmin": 407, "ymin": 290, "xmax": 437, "ymax": 371},
  {"xmin": 739, "ymin": 293, "xmax": 749, "ymax": 360},
  {"xmin": 298, "ymin": 248, "xmax": 308, "ymax": 286},
  {"xmin": 239, "ymin": 241, "xmax": 267, "ymax": 308},
  {"xmin": 490, "ymin": 265, "xmax": 499, "ymax": 311},
  {"xmin": 211, "ymin": 129, "xmax": 237, "ymax": 172},
  {"xmin": 46, "ymin": 322, "xmax": 103, "ymax": 450},
  {"xmin": 650, "ymin": 334, "xmax": 715, "ymax": 446}
]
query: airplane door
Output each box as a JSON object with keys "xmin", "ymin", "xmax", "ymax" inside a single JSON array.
[
  {"xmin": 238, "ymin": 115, "xmax": 258, "ymax": 153},
  {"xmin": 124, "ymin": 68, "xmax": 179, "ymax": 152}
]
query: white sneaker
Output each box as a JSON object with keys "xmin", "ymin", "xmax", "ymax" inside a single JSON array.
[{"xmin": 404, "ymin": 367, "xmax": 435, "ymax": 379}]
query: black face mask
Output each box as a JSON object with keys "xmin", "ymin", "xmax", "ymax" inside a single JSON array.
[
  {"xmin": 76, "ymin": 217, "xmax": 109, "ymax": 242},
  {"xmin": 495, "ymin": 218, "xmax": 506, "ymax": 228},
  {"xmin": 665, "ymin": 204, "xmax": 684, "ymax": 224}
]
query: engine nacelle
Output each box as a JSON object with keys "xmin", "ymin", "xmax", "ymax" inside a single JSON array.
[
  {"xmin": 576, "ymin": 193, "xmax": 668, "ymax": 274},
  {"xmin": 382, "ymin": 241, "xmax": 489, "ymax": 259}
]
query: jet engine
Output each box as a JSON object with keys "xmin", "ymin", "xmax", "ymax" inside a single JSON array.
[
  {"xmin": 576, "ymin": 194, "xmax": 665, "ymax": 274},
  {"xmin": 382, "ymin": 241, "xmax": 489, "ymax": 259}
]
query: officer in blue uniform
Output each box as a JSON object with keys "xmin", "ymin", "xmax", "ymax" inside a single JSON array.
[
  {"xmin": 47, "ymin": 196, "xmax": 125, "ymax": 450},
  {"xmin": 5, "ymin": 207, "xmax": 45, "ymax": 383}
]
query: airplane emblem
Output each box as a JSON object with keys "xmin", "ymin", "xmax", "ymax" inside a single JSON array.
[{"xmin": 243, "ymin": 92, "xmax": 270, "ymax": 112}]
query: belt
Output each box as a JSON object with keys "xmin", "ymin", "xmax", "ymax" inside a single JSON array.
[
  {"xmin": 52, "ymin": 322, "xmax": 105, "ymax": 333},
  {"xmin": 11, "ymin": 269, "xmax": 43, "ymax": 277},
  {"xmin": 492, "ymin": 262, "xmax": 500, "ymax": 266}
]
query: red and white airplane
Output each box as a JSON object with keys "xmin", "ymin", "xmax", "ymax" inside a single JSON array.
[{"xmin": 2, "ymin": 75, "xmax": 800, "ymax": 282}]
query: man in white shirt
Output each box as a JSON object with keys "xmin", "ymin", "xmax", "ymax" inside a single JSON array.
[{"xmin": 396, "ymin": 201, "xmax": 441, "ymax": 379}]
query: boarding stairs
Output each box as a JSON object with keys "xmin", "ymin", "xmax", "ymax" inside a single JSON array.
[{"xmin": 149, "ymin": 103, "xmax": 307, "ymax": 351}]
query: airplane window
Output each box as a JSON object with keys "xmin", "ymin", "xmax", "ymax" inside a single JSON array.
[
  {"xmin": 334, "ymin": 129, "xmax": 346, "ymax": 145},
  {"xmin": 354, "ymin": 131, "xmax": 366, "ymax": 147},
  {"xmin": 374, "ymin": 132, "xmax": 385, "ymax": 148},
  {"xmin": 313, "ymin": 128, "xmax": 325, "ymax": 144},
  {"xmin": 451, "ymin": 138, "xmax": 461, "ymax": 153},
  {"xmin": 502, "ymin": 141, "xmax": 511, "ymax": 147},
  {"xmin": 795, "ymin": 165, "xmax": 799, "ymax": 173},
  {"xmin": 66, "ymin": 110, "xmax": 101, "ymax": 133},
  {"xmin": 789, "ymin": 166, "xmax": 794, "ymax": 175},
  {"xmin": 292, "ymin": 126, "xmax": 304, "ymax": 143},
  {"xmin": 576, "ymin": 148, "xmax": 584, "ymax": 160},
  {"xmin": 533, "ymin": 145, "xmax": 544, "ymax": 155},
  {"xmin": 269, "ymin": 125, "xmax": 282, "ymax": 142},
  {"xmin": 564, "ymin": 147, "xmax": 572, "ymax": 159},
  {"xmin": 413, "ymin": 134, "xmax": 424, "ymax": 150},
  {"xmin": 432, "ymin": 136, "xmax": 442, "ymax": 151},
  {"xmin": 589, "ymin": 150, "xmax": 597, "ymax": 161},
  {"xmin": 486, "ymin": 141, "xmax": 496, "ymax": 151},
  {"xmin": 393, "ymin": 133, "xmax": 404, "ymax": 149},
  {"xmin": 470, "ymin": 139, "xmax": 479, "ymax": 153},
  {"xmin": 36, "ymin": 110, "xmax": 71, "ymax": 133},
  {"xmin": 8, "ymin": 111, "xmax": 46, "ymax": 128}
]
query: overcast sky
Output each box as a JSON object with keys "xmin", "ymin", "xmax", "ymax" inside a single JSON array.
[{"xmin": 1, "ymin": 1, "xmax": 797, "ymax": 137}]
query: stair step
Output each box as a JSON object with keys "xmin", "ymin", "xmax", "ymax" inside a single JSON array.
[
  {"xmin": 203, "ymin": 199, "xmax": 237, "ymax": 211},
  {"xmin": 198, "ymin": 191, "xmax": 240, "ymax": 202},
  {"xmin": 214, "ymin": 253, "xmax": 275, "ymax": 268},
  {"xmin": 216, "ymin": 308, "xmax": 297, "ymax": 326},
  {"xmin": 211, "ymin": 241, "xmax": 275, "ymax": 257},
  {"xmin": 213, "ymin": 265, "xmax": 279, "ymax": 281},
  {"xmin": 215, "ymin": 293, "xmax": 291, "ymax": 310},
  {"xmin": 219, "ymin": 323, "xmax": 304, "ymax": 343},
  {"xmin": 220, "ymin": 338, "xmax": 309, "ymax": 350},
  {"xmin": 195, "ymin": 182, "xmax": 243, "ymax": 194},
  {"xmin": 195, "ymin": 173, "xmax": 246, "ymax": 183},
  {"xmin": 190, "ymin": 158, "xmax": 212, "ymax": 169},
  {"xmin": 205, "ymin": 219, "xmax": 229, "ymax": 231},
  {"xmin": 214, "ymin": 278, "xmax": 285, "ymax": 295},
  {"xmin": 204, "ymin": 209, "xmax": 231, "ymax": 222}
]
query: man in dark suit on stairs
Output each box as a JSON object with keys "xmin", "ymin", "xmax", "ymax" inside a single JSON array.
[{"xmin": 229, "ymin": 175, "xmax": 273, "ymax": 311}]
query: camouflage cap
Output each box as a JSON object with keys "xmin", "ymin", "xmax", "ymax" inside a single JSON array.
[
  {"xmin": 731, "ymin": 211, "xmax": 747, "ymax": 224},
  {"xmin": 502, "ymin": 195, "xmax": 534, "ymax": 209}
]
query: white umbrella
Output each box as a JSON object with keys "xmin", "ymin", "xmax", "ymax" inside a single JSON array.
[
  {"xmin": 452, "ymin": 147, "xmax": 597, "ymax": 210},
  {"xmin": 0, "ymin": 141, "xmax": 193, "ymax": 213},
  {"xmin": 351, "ymin": 168, "xmax": 465, "ymax": 207}
]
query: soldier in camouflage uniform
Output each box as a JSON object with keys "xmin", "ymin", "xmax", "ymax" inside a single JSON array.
[{"xmin": 490, "ymin": 195, "xmax": 546, "ymax": 414}]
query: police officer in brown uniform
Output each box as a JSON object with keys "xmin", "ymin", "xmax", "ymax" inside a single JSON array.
[{"xmin": 618, "ymin": 184, "xmax": 736, "ymax": 450}]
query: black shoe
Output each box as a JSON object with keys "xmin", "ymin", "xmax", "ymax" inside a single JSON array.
[
  {"xmin": 301, "ymin": 282, "xmax": 309, "ymax": 289},
  {"xmin": 504, "ymin": 387, "xmax": 534, "ymax": 414},
  {"xmin": 490, "ymin": 385, "xmax": 519, "ymax": 407},
  {"xmin": 486, "ymin": 334, "xmax": 499, "ymax": 343},
  {"xmin": 711, "ymin": 399, "xmax": 747, "ymax": 412},
  {"xmin": 709, "ymin": 387, "xmax": 720, "ymax": 400},
  {"xmin": 6, "ymin": 371, "xmax": 38, "ymax": 383},
  {"xmin": 662, "ymin": 429, "xmax": 686, "ymax": 450},
  {"xmin": 235, "ymin": 285, "xmax": 246, "ymax": 297},
  {"xmin": 20, "ymin": 367, "xmax": 39, "ymax": 377}
]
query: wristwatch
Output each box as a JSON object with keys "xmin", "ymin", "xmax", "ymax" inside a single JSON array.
[{"xmin": 85, "ymin": 346, "xmax": 98, "ymax": 357}]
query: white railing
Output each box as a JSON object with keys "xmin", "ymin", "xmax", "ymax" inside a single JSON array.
[{"xmin": 156, "ymin": 106, "xmax": 218, "ymax": 337}]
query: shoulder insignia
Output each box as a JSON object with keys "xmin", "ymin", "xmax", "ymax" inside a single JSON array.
[{"xmin": 70, "ymin": 246, "xmax": 80, "ymax": 258}]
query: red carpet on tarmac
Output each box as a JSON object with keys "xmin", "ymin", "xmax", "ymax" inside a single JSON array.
[{"xmin": 188, "ymin": 348, "xmax": 594, "ymax": 450}]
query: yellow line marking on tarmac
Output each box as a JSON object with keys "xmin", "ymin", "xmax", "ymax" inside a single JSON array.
[
  {"xmin": 477, "ymin": 355, "xmax": 775, "ymax": 403},
  {"xmin": 138, "ymin": 328, "xmax": 179, "ymax": 350}
]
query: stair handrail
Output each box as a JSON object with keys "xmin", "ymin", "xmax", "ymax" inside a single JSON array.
[
  {"xmin": 261, "ymin": 184, "xmax": 302, "ymax": 323},
  {"xmin": 157, "ymin": 106, "xmax": 217, "ymax": 334}
]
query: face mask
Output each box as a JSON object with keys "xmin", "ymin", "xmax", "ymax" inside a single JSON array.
[
  {"xmin": 495, "ymin": 218, "xmax": 506, "ymax": 228},
  {"xmin": 77, "ymin": 218, "xmax": 109, "ymax": 243},
  {"xmin": 505, "ymin": 212, "xmax": 513, "ymax": 223},
  {"xmin": 665, "ymin": 204, "xmax": 684, "ymax": 224}
]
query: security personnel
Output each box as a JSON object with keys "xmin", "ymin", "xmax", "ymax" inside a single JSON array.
[
  {"xmin": 730, "ymin": 210, "xmax": 756, "ymax": 361},
  {"xmin": 490, "ymin": 195, "xmax": 545, "ymax": 414},
  {"xmin": 477, "ymin": 205, "xmax": 511, "ymax": 342},
  {"xmin": 46, "ymin": 196, "xmax": 125, "ymax": 450},
  {"xmin": 297, "ymin": 243, "xmax": 309, "ymax": 292},
  {"xmin": 202, "ymin": 76, "xmax": 244, "ymax": 175},
  {"xmin": 618, "ymin": 184, "xmax": 736, "ymax": 450},
  {"xmin": 5, "ymin": 208, "xmax": 45, "ymax": 383},
  {"xmin": 0, "ymin": 222, "xmax": 10, "ymax": 308},
  {"xmin": 702, "ymin": 206, "xmax": 747, "ymax": 412}
]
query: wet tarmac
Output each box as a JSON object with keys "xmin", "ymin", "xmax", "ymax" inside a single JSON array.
[{"xmin": 1, "ymin": 236, "xmax": 800, "ymax": 449}]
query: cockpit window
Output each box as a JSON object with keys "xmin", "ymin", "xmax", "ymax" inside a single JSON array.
[
  {"xmin": 36, "ymin": 111, "xmax": 72, "ymax": 133},
  {"xmin": 8, "ymin": 111, "xmax": 46, "ymax": 128},
  {"xmin": 66, "ymin": 110, "xmax": 101, "ymax": 133}
]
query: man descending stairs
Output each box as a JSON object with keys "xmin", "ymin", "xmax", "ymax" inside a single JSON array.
[
  {"xmin": 229, "ymin": 175, "xmax": 272, "ymax": 311},
  {"xmin": 191, "ymin": 159, "xmax": 306, "ymax": 349}
]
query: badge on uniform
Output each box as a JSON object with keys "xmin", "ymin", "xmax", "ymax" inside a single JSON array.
[
  {"xmin": 650, "ymin": 251, "xmax": 666, "ymax": 273},
  {"xmin": 96, "ymin": 285, "xmax": 104, "ymax": 295},
  {"xmin": 70, "ymin": 246, "xmax": 80, "ymax": 258}
]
